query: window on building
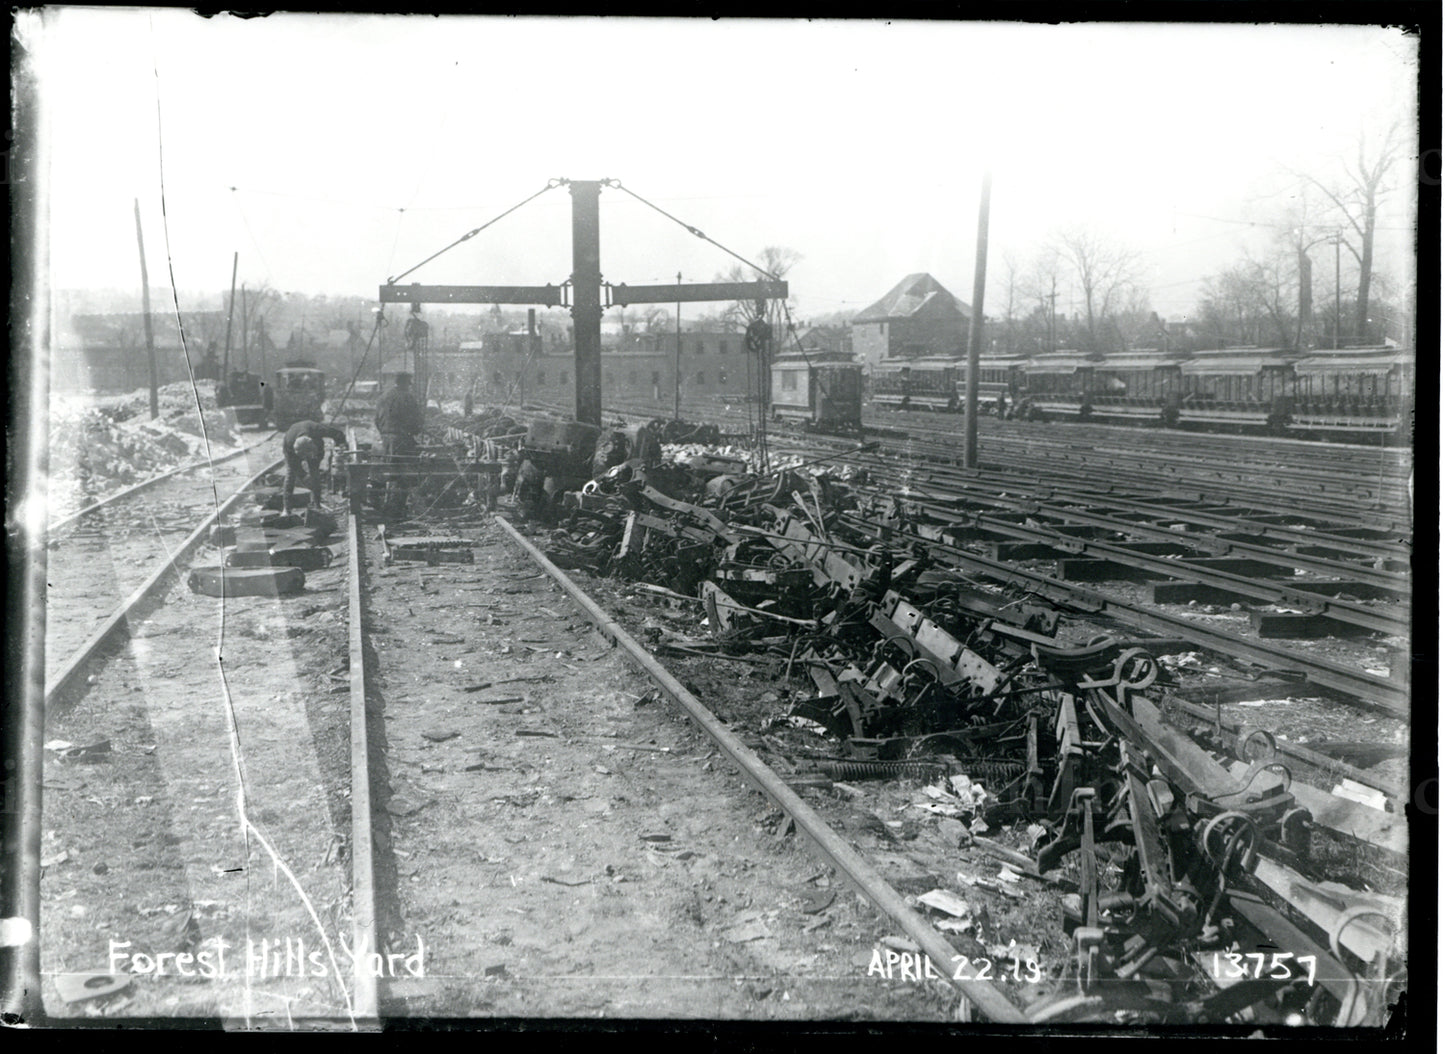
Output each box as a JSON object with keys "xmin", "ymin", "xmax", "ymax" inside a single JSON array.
[
  {"xmin": 696, "ymin": 341, "xmax": 705, "ymax": 355},
  {"xmin": 560, "ymin": 371, "xmax": 570, "ymax": 385},
  {"xmin": 781, "ymin": 371, "xmax": 798, "ymax": 391},
  {"xmin": 651, "ymin": 371, "xmax": 661, "ymax": 386},
  {"xmin": 537, "ymin": 371, "xmax": 546, "ymax": 386},
  {"xmin": 879, "ymin": 323, "xmax": 885, "ymax": 335},
  {"xmin": 720, "ymin": 340, "xmax": 729, "ymax": 355},
  {"xmin": 719, "ymin": 369, "xmax": 727, "ymax": 384},
  {"xmin": 492, "ymin": 371, "xmax": 503, "ymax": 386},
  {"xmin": 697, "ymin": 370, "xmax": 706, "ymax": 385}
]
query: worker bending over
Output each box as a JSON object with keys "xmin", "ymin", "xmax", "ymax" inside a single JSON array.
[{"xmin": 282, "ymin": 419, "xmax": 348, "ymax": 516}]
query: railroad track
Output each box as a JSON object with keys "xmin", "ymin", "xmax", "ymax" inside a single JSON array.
[
  {"xmin": 35, "ymin": 423, "xmax": 1033, "ymax": 1023},
  {"xmin": 39, "ymin": 435, "xmax": 375, "ymax": 1027},
  {"xmin": 45, "ymin": 436, "xmax": 282, "ymax": 696},
  {"xmin": 533, "ymin": 398, "xmax": 1411, "ymax": 716},
  {"xmin": 38, "ymin": 407, "xmax": 1406, "ymax": 1025}
]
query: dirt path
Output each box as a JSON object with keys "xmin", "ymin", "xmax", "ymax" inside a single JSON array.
[
  {"xmin": 40, "ymin": 443, "xmax": 362, "ymax": 1025},
  {"xmin": 366, "ymin": 517, "xmax": 966, "ymax": 1021}
]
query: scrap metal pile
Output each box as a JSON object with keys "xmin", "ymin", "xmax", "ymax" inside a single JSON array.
[{"xmin": 520, "ymin": 425, "xmax": 1405, "ymax": 1026}]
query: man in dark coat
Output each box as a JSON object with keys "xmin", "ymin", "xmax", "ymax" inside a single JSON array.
[
  {"xmin": 374, "ymin": 373, "xmax": 425, "ymax": 516},
  {"xmin": 374, "ymin": 372, "xmax": 424, "ymax": 457},
  {"xmin": 282, "ymin": 419, "xmax": 348, "ymax": 515}
]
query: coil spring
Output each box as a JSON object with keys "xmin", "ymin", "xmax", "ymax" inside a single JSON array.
[
  {"xmin": 811, "ymin": 757, "xmax": 1025, "ymax": 784},
  {"xmin": 813, "ymin": 759, "xmax": 953, "ymax": 781}
]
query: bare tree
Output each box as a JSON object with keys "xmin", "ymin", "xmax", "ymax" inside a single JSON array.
[
  {"xmin": 1052, "ymin": 227, "xmax": 1140, "ymax": 352},
  {"xmin": 717, "ymin": 245, "xmax": 802, "ymax": 342},
  {"xmin": 1197, "ymin": 256, "xmax": 1296, "ymax": 349},
  {"xmin": 1297, "ymin": 121, "xmax": 1405, "ymax": 341},
  {"xmin": 993, "ymin": 252, "xmax": 1023, "ymax": 354}
]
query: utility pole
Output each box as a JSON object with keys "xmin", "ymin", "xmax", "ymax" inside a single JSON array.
[
  {"xmin": 1334, "ymin": 230, "xmax": 1342, "ymax": 350},
  {"xmin": 963, "ymin": 172, "xmax": 992, "ymax": 469},
  {"xmin": 133, "ymin": 199, "xmax": 159, "ymax": 419},
  {"xmin": 1047, "ymin": 276, "xmax": 1057, "ymax": 354},
  {"xmin": 674, "ymin": 271, "xmax": 682, "ymax": 420},
  {"xmin": 222, "ymin": 252, "xmax": 238, "ymax": 381},
  {"xmin": 240, "ymin": 283, "xmax": 249, "ymax": 372}
]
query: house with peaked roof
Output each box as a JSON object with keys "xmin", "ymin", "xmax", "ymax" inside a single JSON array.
[{"xmin": 851, "ymin": 273, "xmax": 972, "ymax": 366}]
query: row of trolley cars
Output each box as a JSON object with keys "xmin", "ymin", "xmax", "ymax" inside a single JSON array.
[{"xmin": 769, "ymin": 345, "xmax": 1415, "ymax": 441}]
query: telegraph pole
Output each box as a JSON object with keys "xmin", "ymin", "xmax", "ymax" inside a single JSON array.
[
  {"xmin": 134, "ymin": 199, "xmax": 159, "ymax": 419},
  {"xmin": 674, "ymin": 272, "xmax": 682, "ymax": 420},
  {"xmin": 1048, "ymin": 276, "xmax": 1057, "ymax": 354},
  {"xmin": 222, "ymin": 252, "xmax": 238, "ymax": 380},
  {"xmin": 1334, "ymin": 230, "xmax": 1342, "ymax": 349},
  {"xmin": 963, "ymin": 172, "xmax": 992, "ymax": 469}
]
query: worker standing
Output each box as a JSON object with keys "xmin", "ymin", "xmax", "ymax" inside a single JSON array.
[
  {"xmin": 282, "ymin": 419, "xmax": 348, "ymax": 516},
  {"xmin": 375, "ymin": 372, "xmax": 424, "ymax": 457},
  {"xmin": 375, "ymin": 372, "xmax": 425, "ymax": 517}
]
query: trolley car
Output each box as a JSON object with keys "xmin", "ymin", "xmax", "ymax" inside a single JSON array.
[{"xmin": 770, "ymin": 352, "xmax": 864, "ymax": 434}]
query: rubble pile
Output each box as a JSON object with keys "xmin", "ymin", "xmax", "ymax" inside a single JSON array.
[
  {"xmin": 49, "ymin": 385, "xmax": 244, "ymax": 518},
  {"xmin": 507, "ymin": 424, "xmax": 1406, "ymax": 1026}
]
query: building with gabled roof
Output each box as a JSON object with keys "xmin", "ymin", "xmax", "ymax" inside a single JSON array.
[{"xmin": 851, "ymin": 273, "xmax": 972, "ymax": 366}]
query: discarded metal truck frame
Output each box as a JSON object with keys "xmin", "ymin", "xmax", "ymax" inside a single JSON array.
[{"xmin": 528, "ymin": 442, "xmax": 1404, "ymax": 1026}]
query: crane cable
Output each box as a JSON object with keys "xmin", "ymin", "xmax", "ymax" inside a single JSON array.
[
  {"xmin": 603, "ymin": 179, "xmax": 783, "ymax": 282},
  {"xmin": 387, "ymin": 178, "xmax": 569, "ymax": 284}
]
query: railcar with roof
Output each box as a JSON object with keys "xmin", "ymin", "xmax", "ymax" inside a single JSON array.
[
  {"xmin": 871, "ymin": 356, "xmax": 960, "ymax": 411},
  {"xmin": 770, "ymin": 351, "xmax": 864, "ymax": 434}
]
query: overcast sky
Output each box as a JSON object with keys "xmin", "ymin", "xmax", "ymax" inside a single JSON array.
[{"xmin": 21, "ymin": 11, "xmax": 1420, "ymax": 325}]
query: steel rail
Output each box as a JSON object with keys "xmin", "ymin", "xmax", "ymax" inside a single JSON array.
[
  {"xmin": 50, "ymin": 431, "xmax": 277, "ymax": 533},
  {"xmin": 838, "ymin": 513, "xmax": 1409, "ymax": 716},
  {"xmin": 880, "ymin": 416, "xmax": 1411, "ymax": 500},
  {"xmin": 1165, "ymin": 696, "xmax": 1404, "ymax": 800},
  {"xmin": 44, "ymin": 456, "xmax": 284, "ymax": 708},
  {"xmin": 889, "ymin": 458, "xmax": 1414, "ymax": 561},
  {"xmin": 493, "ymin": 515, "xmax": 1028, "ymax": 1023},
  {"xmin": 863, "ymin": 490, "xmax": 1409, "ymax": 638},
  {"xmin": 346, "ymin": 452, "xmax": 381, "ymax": 1026},
  {"xmin": 858, "ymin": 466, "xmax": 1411, "ymax": 595},
  {"xmin": 897, "ymin": 436, "xmax": 1409, "ymax": 529},
  {"xmin": 881, "ymin": 408, "xmax": 1414, "ymax": 472}
]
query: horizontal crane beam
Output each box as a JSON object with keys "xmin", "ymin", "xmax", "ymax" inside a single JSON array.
[
  {"xmin": 379, "ymin": 283, "xmax": 563, "ymax": 306},
  {"xmin": 608, "ymin": 280, "xmax": 788, "ymax": 306}
]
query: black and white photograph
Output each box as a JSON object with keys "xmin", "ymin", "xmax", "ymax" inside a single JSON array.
[{"xmin": 4, "ymin": 9, "xmax": 1429, "ymax": 1033}]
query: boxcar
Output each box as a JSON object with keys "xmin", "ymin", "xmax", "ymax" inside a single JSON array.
[{"xmin": 771, "ymin": 353, "xmax": 863, "ymax": 434}]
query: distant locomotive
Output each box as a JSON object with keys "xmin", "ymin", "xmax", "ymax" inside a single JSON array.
[{"xmin": 769, "ymin": 352, "xmax": 864, "ymax": 434}]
